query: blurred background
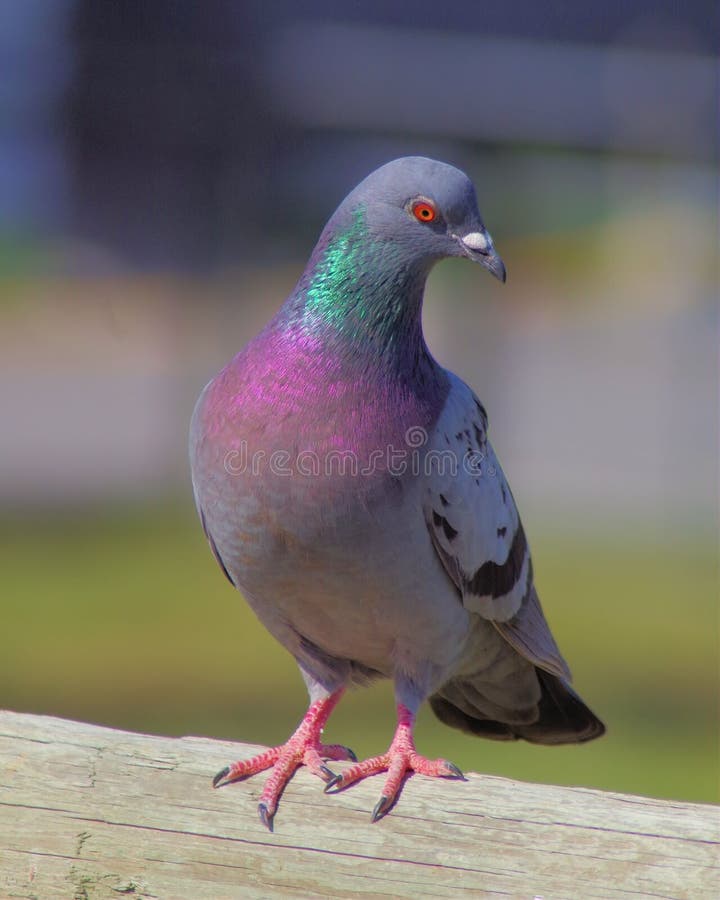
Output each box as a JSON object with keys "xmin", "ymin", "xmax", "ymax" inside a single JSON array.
[{"xmin": 1, "ymin": 1, "xmax": 717, "ymax": 805}]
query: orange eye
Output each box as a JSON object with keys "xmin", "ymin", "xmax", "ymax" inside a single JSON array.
[{"xmin": 412, "ymin": 201, "xmax": 437, "ymax": 223}]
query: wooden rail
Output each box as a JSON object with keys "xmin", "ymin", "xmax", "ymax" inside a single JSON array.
[{"xmin": 1, "ymin": 710, "xmax": 717, "ymax": 899}]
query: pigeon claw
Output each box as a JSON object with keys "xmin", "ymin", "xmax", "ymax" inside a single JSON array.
[
  {"xmin": 317, "ymin": 742, "xmax": 357, "ymax": 764},
  {"xmin": 212, "ymin": 766, "xmax": 231, "ymax": 789},
  {"xmin": 442, "ymin": 760, "xmax": 466, "ymax": 780},
  {"xmin": 258, "ymin": 802, "xmax": 275, "ymax": 832},
  {"xmin": 371, "ymin": 794, "xmax": 392, "ymax": 823},
  {"xmin": 323, "ymin": 705, "xmax": 466, "ymax": 822},
  {"xmin": 323, "ymin": 772, "xmax": 344, "ymax": 793},
  {"xmin": 208, "ymin": 689, "xmax": 350, "ymax": 827}
]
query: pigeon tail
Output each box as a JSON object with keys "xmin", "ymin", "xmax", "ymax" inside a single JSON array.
[{"xmin": 429, "ymin": 668, "xmax": 605, "ymax": 745}]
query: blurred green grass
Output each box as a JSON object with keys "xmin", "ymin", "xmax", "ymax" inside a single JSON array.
[{"xmin": 2, "ymin": 501, "xmax": 717, "ymax": 804}]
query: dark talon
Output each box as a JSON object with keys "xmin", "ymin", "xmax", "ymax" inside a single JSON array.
[
  {"xmin": 319, "ymin": 764, "xmax": 337, "ymax": 782},
  {"xmin": 345, "ymin": 746, "xmax": 358, "ymax": 763},
  {"xmin": 371, "ymin": 794, "xmax": 390, "ymax": 823},
  {"xmin": 323, "ymin": 773, "xmax": 343, "ymax": 793},
  {"xmin": 212, "ymin": 766, "xmax": 230, "ymax": 788},
  {"xmin": 258, "ymin": 802, "xmax": 274, "ymax": 832},
  {"xmin": 443, "ymin": 761, "xmax": 465, "ymax": 780}
]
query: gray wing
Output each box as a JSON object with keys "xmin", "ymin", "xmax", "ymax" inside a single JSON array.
[{"xmin": 423, "ymin": 373, "xmax": 570, "ymax": 681}]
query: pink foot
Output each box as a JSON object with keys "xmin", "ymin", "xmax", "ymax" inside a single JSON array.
[
  {"xmin": 213, "ymin": 689, "xmax": 354, "ymax": 830},
  {"xmin": 325, "ymin": 703, "xmax": 464, "ymax": 821}
]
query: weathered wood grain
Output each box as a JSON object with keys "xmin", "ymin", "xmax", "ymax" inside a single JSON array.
[{"xmin": 0, "ymin": 710, "xmax": 717, "ymax": 899}]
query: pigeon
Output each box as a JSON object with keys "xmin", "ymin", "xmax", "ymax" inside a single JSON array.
[{"xmin": 189, "ymin": 156, "xmax": 605, "ymax": 830}]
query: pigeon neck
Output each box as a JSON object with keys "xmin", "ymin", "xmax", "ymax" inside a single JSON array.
[{"xmin": 284, "ymin": 206, "xmax": 432, "ymax": 371}]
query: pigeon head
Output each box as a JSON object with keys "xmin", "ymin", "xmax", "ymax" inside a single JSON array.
[
  {"xmin": 333, "ymin": 156, "xmax": 506, "ymax": 283},
  {"xmin": 284, "ymin": 157, "xmax": 505, "ymax": 363}
]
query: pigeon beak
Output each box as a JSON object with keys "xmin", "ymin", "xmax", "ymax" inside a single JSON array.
[
  {"xmin": 458, "ymin": 231, "xmax": 507, "ymax": 283},
  {"xmin": 479, "ymin": 249, "xmax": 507, "ymax": 283}
]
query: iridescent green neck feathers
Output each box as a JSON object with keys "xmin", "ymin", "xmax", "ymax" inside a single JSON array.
[{"xmin": 284, "ymin": 206, "xmax": 429, "ymax": 364}]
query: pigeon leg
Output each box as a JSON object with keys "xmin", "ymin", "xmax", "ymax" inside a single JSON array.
[
  {"xmin": 325, "ymin": 702, "xmax": 463, "ymax": 821},
  {"xmin": 213, "ymin": 688, "xmax": 354, "ymax": 830}
]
